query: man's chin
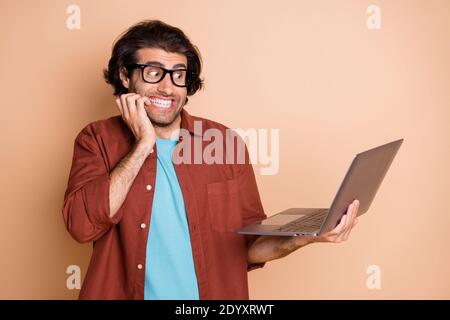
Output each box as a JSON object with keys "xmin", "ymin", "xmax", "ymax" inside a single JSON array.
[
  {"xmin": 151, "ymin": 119, "xmax": 175, "ymax": 128},
  {"xmin": 148, "ymin": 111, "xmax": 182, "ymax": 128}
]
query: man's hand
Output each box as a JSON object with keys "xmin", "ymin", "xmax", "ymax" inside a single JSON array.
[
  {"xmin": 291, "ymin": 199, "xmax": 360, "ymax": 247},
  {"xmin": 314, "ymin": 199, "xmax": 360, "ymax": 243},
  {"xmin": 108, "ymin": 93, "xmax": 157, "ymax": 218},
  {"xmin": 115, "ymin": 93, "xmax": 156, "ymax": 149},
  {"xmin": 247, "ymin": 200, "xmax": 360, "ymax": 264}
]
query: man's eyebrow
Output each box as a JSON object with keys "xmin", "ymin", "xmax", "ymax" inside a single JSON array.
[
  {"xmin": 144, "ymin": 61, "xmax": 187, "ymax": 69},
  {"xmin": 173, "ymin": 63, "xmax": 187, "ymax": 69}
]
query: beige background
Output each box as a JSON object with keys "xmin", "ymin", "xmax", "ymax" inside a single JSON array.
[{"xmin": 0, "ymin": 0, "xmax": 449, "ymax": 299}]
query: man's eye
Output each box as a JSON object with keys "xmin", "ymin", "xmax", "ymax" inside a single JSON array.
[
  {"xmin": 173, "ymin": 71, "xmax": 185, "ymax": 79},
  {"xmin": 148, "ymin": 70, "xmax": 160, "ymax": 77}
]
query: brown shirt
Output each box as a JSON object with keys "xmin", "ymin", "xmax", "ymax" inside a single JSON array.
[{"xmin": 62, "ymin": 109, "xmax": 267, "ymax": 299}]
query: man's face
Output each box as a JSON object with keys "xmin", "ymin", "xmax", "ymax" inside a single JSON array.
[{"xmin": 121, "ymin": 47, "xmax": 188, "ymax": 127}]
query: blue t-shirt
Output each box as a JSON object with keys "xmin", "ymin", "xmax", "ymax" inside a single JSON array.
[{"xmin": 144, "ymin": 138, "xmax": 199, "ymax": 300}]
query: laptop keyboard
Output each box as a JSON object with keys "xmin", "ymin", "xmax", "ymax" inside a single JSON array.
[{"xmin": 275, "ymin": 209, "xmax": 328, "ymax": 233}]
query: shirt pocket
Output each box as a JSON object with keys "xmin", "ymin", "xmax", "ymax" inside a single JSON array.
[{"xmin": 206, "ymin": 179, "xmax": 243, "ymax": 232}]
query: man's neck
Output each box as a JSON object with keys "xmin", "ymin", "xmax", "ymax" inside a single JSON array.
[{"xmin": 154, "ymin": 114, "xmax": 182, "ymax": 140}]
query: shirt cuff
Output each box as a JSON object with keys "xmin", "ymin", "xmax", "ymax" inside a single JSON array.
[{"xmin": 82, "ymin": 173, "xmax": 123, "ymax": 226}]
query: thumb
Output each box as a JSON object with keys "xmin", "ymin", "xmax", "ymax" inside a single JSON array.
[{"xmin": 142, "ymin": 96, "xmax": 151, "ymax": 106}]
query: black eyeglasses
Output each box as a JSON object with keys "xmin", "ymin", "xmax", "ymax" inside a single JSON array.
[{"xmin": 128, "ymin": 63, "xmax": 190, "ymax": 87}]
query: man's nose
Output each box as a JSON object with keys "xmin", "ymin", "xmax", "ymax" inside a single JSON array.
[{"xmin": 156, "ymin": 73, "xmax": 174, "ymax": 95}]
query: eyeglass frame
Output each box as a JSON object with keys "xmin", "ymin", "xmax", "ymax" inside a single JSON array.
[{"xmin": 127, "ymin": 63, "xmax": 192, "ymax": 88}]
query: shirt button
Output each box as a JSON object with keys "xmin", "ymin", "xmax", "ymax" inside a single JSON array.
[
  {"xmin": 140, "ymin": 223, "xmax": 146, "ymax": 229},
  {"xmin": 137, "ymin": 264, "xmax": 143, "ymax": 270},
  {"xmin": 150, "ymin": 148, "xmax": 154, "ymax": 154},
  {"xmin": 146, "ymin": 184, "xmax": 152, "ymax": 191}
]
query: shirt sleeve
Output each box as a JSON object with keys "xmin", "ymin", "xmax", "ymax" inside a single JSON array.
[
  {"xmin": 237, "ymin": 144, "xmax": 268, "ymax": 272},
  {"xmin": 62, "ymin": 124, "xmax": 124, "ymax": 243}
]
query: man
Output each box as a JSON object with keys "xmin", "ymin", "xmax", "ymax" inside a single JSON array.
[{"xmin": 63, "ymin": 20, "xmax": 360, "ymax": 300}]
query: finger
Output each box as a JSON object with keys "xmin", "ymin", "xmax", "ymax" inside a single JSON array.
[
  {"xmin": 119, "ymin": 92, "xmax": 135, "ymax": 108},
  {"xmin": 141, "ymin": 96, "xmax": 151, "ymax": 106},
  {"xmin": 341, "ymin": 223, "xmax": 354, "ymax": 242},
  {"xmin": 349, "ymin": 200, "xmax": 360, "ymax": 229},
  {"xmin": 345, "ymin": 201, "xmax": 358, "ymax": 231},
  {"xmin": 342, "ymin": 203, "xmax": 360, "ymax": 240},
  {"xmin": 343, "ymin": 203, "xmax": 357, "ymax": 235},
  {"xmin": 340, "ymin": 203, "xmax": 354, "ymax": 233},
  {"xmin": 115, "ymin": 97, "xmax": 123, "ymax": 114},
  {"xmin": 326, "ymin": 213, "xmax": 347, "ymax": 239},
  {"xmin": 120, "ymin": 93, "xmax": 137, "ymax": 119},
  {"xmin": 340, "ymin": 224, "xmax": 352, "ymax": 242},
  {"xmin": 335, "ymin": 212, "xmax": 353, "ymax": 242},
  {"xmin": 141, "ymin": 97, "xmax": 153, "ymax": 123},
  {"xmin": 353, "ymin": 218, "xmax": 359, "ymax": 229},
  {"xmin": 136, "ymin": 96, "xmax": 149, "ymax": 117},
  {"xmin": 119, "ymin": 94, "xmax": 132, "ymax": 119},
  {"xmin": 125, "ymin": 94, "xmax": 140, "ymax": 119},
  {"xmin": 352, "ymin": 200, "xmax": 360, "ymax": 221},
  {"xmin": 338, "ymin": 232, "xmax": 348, "ymax": 243}
]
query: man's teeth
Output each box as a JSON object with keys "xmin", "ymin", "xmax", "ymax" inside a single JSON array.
[{"xmin": 149, "ymin": 98, "xmax": 172, "ymax": 108}]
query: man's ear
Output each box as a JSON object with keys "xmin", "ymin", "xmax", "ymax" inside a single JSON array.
[{"xmin": 119, "ymin": 67, "xmax": 130, "ymax": 89}]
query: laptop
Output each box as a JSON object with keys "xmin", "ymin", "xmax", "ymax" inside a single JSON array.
[{"xmin": 236, "ymin": 139, "xmax": 404, "ymax": 237}]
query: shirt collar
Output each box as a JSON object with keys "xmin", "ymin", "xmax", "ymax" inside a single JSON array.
[{"xmin": 180, "ymin": 108, "xmax": 203, "ymax": 137}]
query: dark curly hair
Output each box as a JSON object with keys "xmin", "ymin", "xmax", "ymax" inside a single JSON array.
[{"xmin": 103, "ymin": 20, "xmax": 204, "ymax": 100}]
